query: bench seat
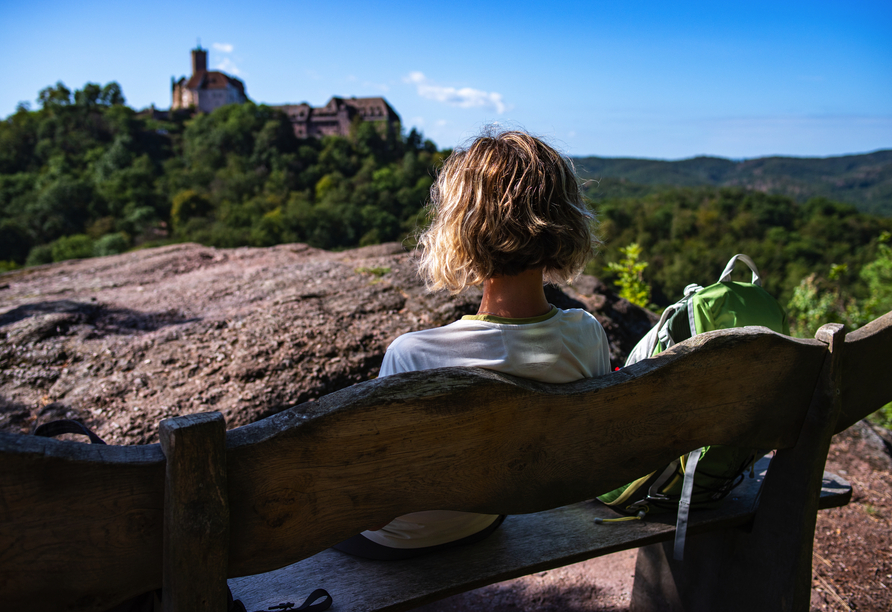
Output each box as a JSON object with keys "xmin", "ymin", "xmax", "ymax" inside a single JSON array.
[{"xmin": 229, "ymin": 461, "xmax": 851, "ymax": 612}]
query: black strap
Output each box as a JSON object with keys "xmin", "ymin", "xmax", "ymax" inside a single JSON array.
[
  {"xmin": 295, "ymin": 589, "xmax": 332, "ymax": 611},
  {"xmin": 251, "ymin": 588, "xmax": 333, "ymax": 612},
  {"xmin": 33, "ymin": 419, "xmax": 107, "ymax": 445}
]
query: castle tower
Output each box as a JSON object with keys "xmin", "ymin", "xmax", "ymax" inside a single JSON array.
[
  {"xmin": 172, "ymin": 45, "xmax": 247, "ymax": 112},
  {"xmin": 191, "ymin": 46, "xmax": 207, "ymax": 75}
]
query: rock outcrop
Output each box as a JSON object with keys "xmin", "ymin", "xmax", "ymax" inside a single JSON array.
[{"xmin": 0, "ymin": 242, "xmax": 656, "ymax": 445}]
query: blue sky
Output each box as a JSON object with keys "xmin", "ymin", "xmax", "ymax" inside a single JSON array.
[{"xmin": 1, "ymin": 0, "xmax": 890, "ymax": 159}]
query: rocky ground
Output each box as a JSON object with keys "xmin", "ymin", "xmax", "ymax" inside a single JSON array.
[{"xmin": 1, "ymin": 242, "xmax": 889, "ymax": 611}]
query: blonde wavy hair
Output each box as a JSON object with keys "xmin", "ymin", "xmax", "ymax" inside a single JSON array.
[{"xmin": 417, "ymin": 129, "xmax": 598, "ymax": 293}]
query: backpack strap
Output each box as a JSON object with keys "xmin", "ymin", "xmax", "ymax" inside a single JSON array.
[
  {"xmin": 594, "ymin": 508, "xmax": 647, "ymax": 524},
  {"xmin": 649, "ymin": 303, "xmax": 682, "ymax": 357},
  {"xmin": 673, "ymin": 447, "xmax": 705, "ymax": 561},
  {"xmin": 646, "ymin": 460, "xmax": 681, "ymax": 501},
  {"xmin": 33, "ymin": 419, "xmax": 107, "ymax": 445},
  {"xmin": 686, "ymin": 305, "xmax": 698, "ymax": 341},
  {"xmin": 719, "ymin": 254, "xmax": 762, "ymax": 287},
  {"xmin": 680, "ymin": 283, "xmax": 703, "ymax": 340}
]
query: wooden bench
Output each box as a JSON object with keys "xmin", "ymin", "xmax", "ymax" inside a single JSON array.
[{"xmin": 2, "ymin": 311, "xmax": 890, "ymax": 612}]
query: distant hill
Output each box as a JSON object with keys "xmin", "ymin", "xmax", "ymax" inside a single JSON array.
[{"xmin": 573, "ymin": 149, "xmax": 892, "ymax": 216}]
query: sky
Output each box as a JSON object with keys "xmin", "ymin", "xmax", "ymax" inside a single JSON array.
[{"xmin": 1, "ymin": 0, "xmax": 890, "ymax": 159}]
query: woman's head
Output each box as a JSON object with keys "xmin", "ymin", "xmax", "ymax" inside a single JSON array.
[{"xmin": 418, "ymin": 129, "xmax": 598, "ymax": 293}]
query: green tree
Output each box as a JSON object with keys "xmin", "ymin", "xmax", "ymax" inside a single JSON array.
[
  {"xmin": 93, "ymin": 232, "xmax": 130, "ymax": 256},
  {"xmin": 787, "ymin": 233, "xmax": 892, "ymax": 338},
  {"xmin": 605, "ymin": 243, "xmax": 652, "ymax": 307},
  {"xmin": 50, "ymin": 234, "xmax": 93, "ymax": 262},
  {"xmin": 170, "ymin": 190, "xmax": 213, "ymax": 231},
  {"xmin": 38, "ymin": 82, "xmax": 72, "ymax": 109},
  {"xmin": 99, "ymin": 82, "xmax": 125, "ymax": 106},
  {"xmin": 786, "ymin": 273, "xmax": 842, "ymax": 338},
  {"xmin": 25, "ymin": 244, "xmax": 54, "ymax": 267},
  {"xmin": 858, "ymin": 231, "xmax": 892, "ymax": 320},
  {"xmin": 589, "ymin": 187, "xmax": 892, "ymax": 308},
  {"xmin": 0, "ymin": 219, "xmax": 32, "ymax": 263}
]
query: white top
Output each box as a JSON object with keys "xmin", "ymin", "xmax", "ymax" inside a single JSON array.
[{"xmin": 361, "ymin": 306, "xmax": 610, "ymax": 548}]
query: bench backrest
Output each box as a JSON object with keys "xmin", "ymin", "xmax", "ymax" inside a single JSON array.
[{"xmin": 2, "ymin": 313, "xmax": 891, "ymax": 611}]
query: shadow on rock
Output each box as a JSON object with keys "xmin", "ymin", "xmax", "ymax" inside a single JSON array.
[
  {"xmin": 0, "ymin": 395, "xmax": 32, "ymax": 433},
  {"xmin": 0, "ymin": 299, "xmax": 198, "ymax": 341}
]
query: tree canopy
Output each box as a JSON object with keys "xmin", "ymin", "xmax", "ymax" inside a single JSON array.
[
  {"xmin": 589, "ymin": 186, "xmax": 892, "ymax": 312},
  {"xmin": 0, "ymin": 81, "xmax": 442, "ymax": 269}
]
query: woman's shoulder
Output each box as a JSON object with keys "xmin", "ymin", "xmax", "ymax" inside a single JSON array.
[
  {"xmin": 387, "ymin": 318, "xmax": 491, "ymax": 353},
  {"xmin": 381, "ymin": 319, "xmax": 497, "ymax": 376},
  {"xmin": 553, "ymin": 306, "xmax": 603, "ymax": 326}
]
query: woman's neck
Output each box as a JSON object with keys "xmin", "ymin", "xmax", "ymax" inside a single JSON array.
[{"xmin": 477, "ymin": 267, "xmax": 551, "ymax": 319}]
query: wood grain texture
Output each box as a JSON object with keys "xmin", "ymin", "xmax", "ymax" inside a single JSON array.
[
  {"xmin": 225, "ymin": 327, "xmax": 826, "ymax": 577},
  {"xmin": 0, "ymin": 325, "xmax": 844, "ymax": 611},
  {"xmin": 227, "ymin": 466, "xmax": 850, "ymax": 612},
  {"xmin": 836, "ymin": 309, "xmax": 892, "ymax": 432},
  {"xmin": 0, "ymin": 434, "xmax": 164, "ymax": 611},
  {"xmin": 160, "ymin": 412, "xmax": 230, "ymax": 612}
]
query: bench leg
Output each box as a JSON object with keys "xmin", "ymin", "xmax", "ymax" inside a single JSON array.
[
  {"xmin": 631, "ymin": 531, "xmax": 740, "ymax": 612},
  {"xmin": 630, "ymin": 324, "xmax": 846, "ymax": 612},
  {"xmin": 160, "ymin": 412, "xmax": 230, "ymax": 612}
]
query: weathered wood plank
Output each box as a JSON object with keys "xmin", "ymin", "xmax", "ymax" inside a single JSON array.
[
  {"xmin": 0, "ymin": 435, "xmax": 164, "ymax": 612},
  {"xmin": 225, "ymin": 327, "xmax": 826, "ymax": 577},
  {"xmin": 160, "ymin": 412, "xmax": 230, "ymax": 612},
  {"xmin": 836, "ymin": 309, "xmax": 892, "ymax": 432},
  {"xmin": 227, "ymin": 466, "xmax": 850, "ymax": 612}
]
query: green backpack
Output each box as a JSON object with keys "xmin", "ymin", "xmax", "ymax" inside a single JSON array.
[{"xmin": 596, "ymin": 254, "xmax": 790, "ymax": 559}]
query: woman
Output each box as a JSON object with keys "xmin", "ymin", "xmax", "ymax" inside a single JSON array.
[{"xmin": 334, "ymin": 129, "xmax": 610, "ymax": 560}]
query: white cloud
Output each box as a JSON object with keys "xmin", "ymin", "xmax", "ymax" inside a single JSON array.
[
  {"xmin": 405, "ymin": 72, "xmax": 507, "ymax": 114},
  {"xmin": 212, "ymin": 43, "xmax": 234, "ymax": 53},
  {"xmin": 215, "ymin": 57, "xmax": 242, "ymax": 76}
]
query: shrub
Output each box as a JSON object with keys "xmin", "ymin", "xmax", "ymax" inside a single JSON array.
[
  {"xmin": 605, "ymin": 243, "xmax": 652, "ymax": 308},
  {"xmin": 93, "ymin": 232, "xmax": 130, "ymax": 257},
  {"xmin": 50, "ymin": 234, "xmax": 93, "ymax": 262},
  {"xmin": 25, "ymin": 244, "xmax": 54, "ymax": 267}
]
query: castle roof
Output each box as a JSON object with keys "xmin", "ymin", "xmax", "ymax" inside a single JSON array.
[
  {"xmin": 183, "ymin": 70, "xmax": 246, "ymax": 94},
  {"xmin": 344, "ymin": 96, "xmax": 399, "ymax": 120}
]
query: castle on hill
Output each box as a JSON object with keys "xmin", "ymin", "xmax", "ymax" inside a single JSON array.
[
  {"xmin": 171, "ymin": 47, "xmax": 247, "ymax": 113},
  {"xmin": 171, "ymin": 46, "xmax": 400, "ymax": 138}
]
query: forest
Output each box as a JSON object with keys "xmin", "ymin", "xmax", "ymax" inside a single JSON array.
[
  {"xmin": 1, "ymin": 81, "xmax": 891, "ymax": 342},
  {"xmin": 574, "ymin": 149, "xmax": 892, "ymax": 217},
  {"xmin": 0, "ymin": 81, "xmax": 441, "ymax": 269}
]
